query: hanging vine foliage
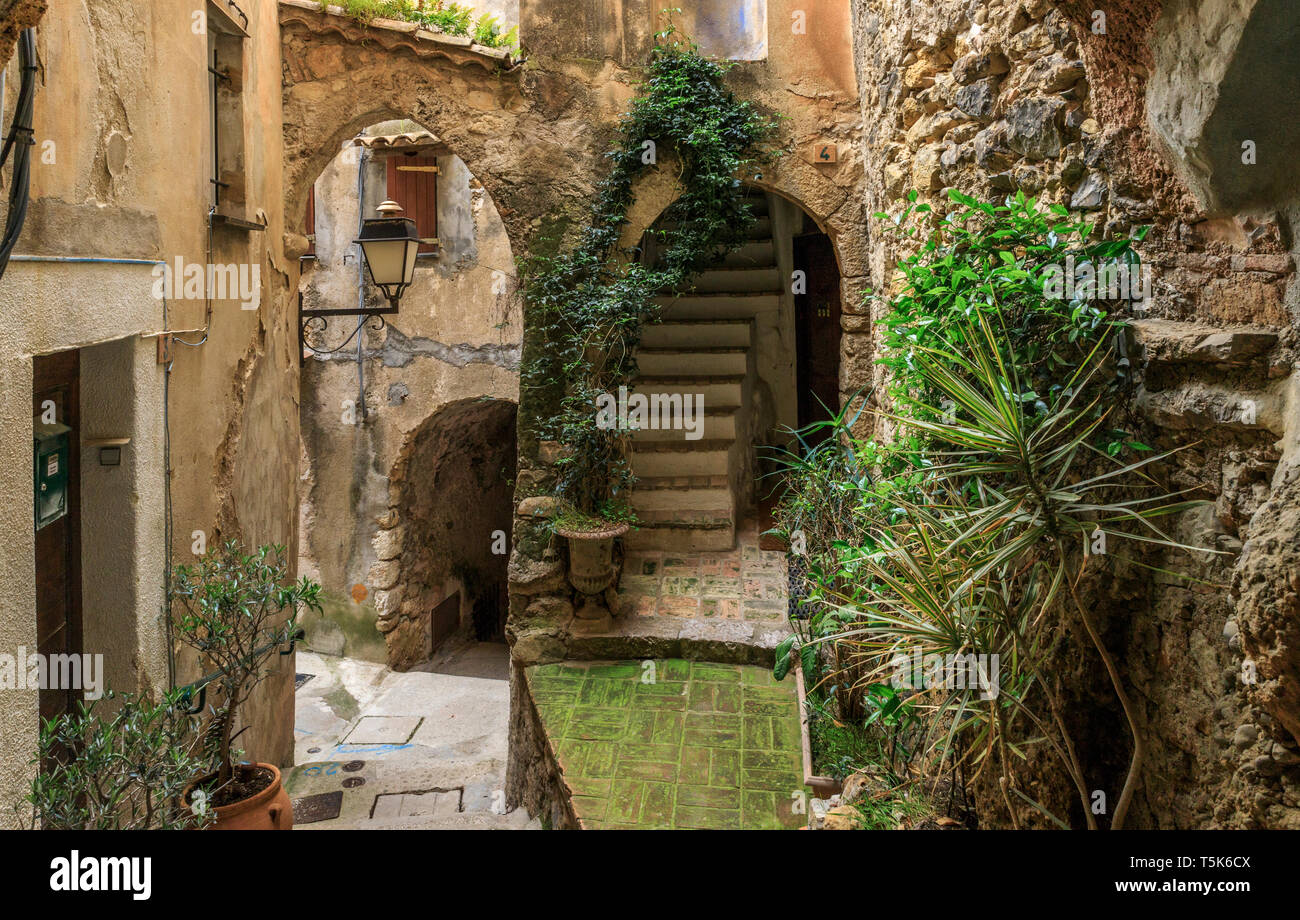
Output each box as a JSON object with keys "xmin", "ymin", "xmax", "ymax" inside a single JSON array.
[{"xmin": 520, "ymin": 21, "xmax": 780, "ymax": 528}]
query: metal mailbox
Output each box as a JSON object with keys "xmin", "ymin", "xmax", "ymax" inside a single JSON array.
[{"xmin": 33, "ymin": 420, "xmax": 71, "ymax": 530}]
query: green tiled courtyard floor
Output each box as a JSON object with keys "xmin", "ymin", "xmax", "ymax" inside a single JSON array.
[{"xmin": 526, "ymin": 659, "xmax": 809, "ymax": 829}]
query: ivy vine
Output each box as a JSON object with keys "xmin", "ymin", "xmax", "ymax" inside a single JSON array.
[{"xmin": 521, "ymin": 22, "xmax": 779, "ymax": 528}]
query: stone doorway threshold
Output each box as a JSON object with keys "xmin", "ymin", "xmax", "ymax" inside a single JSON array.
[{"xmin": 287, "ymin": 640, "xmax": 539, "ymax": 829}]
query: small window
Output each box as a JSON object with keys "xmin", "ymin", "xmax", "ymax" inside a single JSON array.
[
  {"xmin": 207, "ymin": 1, "xmax": 250, "ymax": 224},
  {"xmin": 385, "ymin": 153, "xmax": 439, "ymax": 254}
]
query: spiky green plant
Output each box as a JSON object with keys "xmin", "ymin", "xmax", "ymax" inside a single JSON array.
[{"xmin": 816, "ymin": 311, "xmax": 1213, "ymax": 828}]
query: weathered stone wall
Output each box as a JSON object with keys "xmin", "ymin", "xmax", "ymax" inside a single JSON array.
[
  {"xmin": 849, "ymin": 0, "xmax": 1299, "ymax": 828},
  {"xmin": 0, "ymin": 0, "xmax": 301, "ymax": 823},
  {"xmin": 0, "ymin": 0, "xmax": 43, "ymax": 65},
  {"xmin": 296, "ymin": 124, "xmax": 521, "ymax": 667}
]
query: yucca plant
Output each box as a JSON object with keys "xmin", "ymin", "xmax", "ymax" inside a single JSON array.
[{"xmin": 821, "ymin": 310, "xmax": 1213, "ymax": 828}]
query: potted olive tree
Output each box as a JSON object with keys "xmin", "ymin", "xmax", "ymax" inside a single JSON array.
[
  {"xmin": 23, "ymin": 688, "xmax": 212, "ymax": 830},
  {"xmin": 170, "ymin": 541, "xmax": 321, "ymax": 830}
]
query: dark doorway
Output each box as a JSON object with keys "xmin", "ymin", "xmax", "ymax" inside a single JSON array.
[
  {"xmin": 432, "ymin": 592, "xmax": 461, "ymax": 653},
  {"xmin": 794, "ymin": 231, "xmax": 842, "ymax": 445},
  {"xmin": 33, "ymin": 350, "xmax": 83, "ymax": 727}
]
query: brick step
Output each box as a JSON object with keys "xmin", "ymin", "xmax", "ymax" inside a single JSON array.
[
  {"xmin": 625, "ymin": 518, "xmax": 736, "ymax": 551},
  {"xmin": 658, "ymin": 293, "xmax": 780, "ymax": 320},
  {"xmin": 628, "ymin": 405, "xmax": 739, "ymax": 441},
  {"xmin": 634, "ymin": 374, "xmax": 743, "ymax": 405},
  {"xmin": 639, "ymin": 319, "xmax": 753, "ymax": 349},
  {"xmin": 635, "ymin": 346, "xmax": 748, "ymax": 376}
]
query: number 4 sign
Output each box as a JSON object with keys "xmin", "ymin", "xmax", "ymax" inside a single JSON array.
[{"xmin": 813, "ymin": 143, "xmax": 837, "ymax": 163}]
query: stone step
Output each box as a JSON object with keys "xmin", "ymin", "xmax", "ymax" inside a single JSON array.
[
  {"xmin": 688, "ymin": 267, "xmax": 783, "ymax": 294},
  {"xmin": 631, "ymin": 476, "xmax": 733, "ymax": 510},
  {"xmin": 625, "ymin": 516, "xmax": 736, "ymax": 551},
  {"xmin": 719, "ymin": 240, "xmax": 777, "ymax": 268},
  {"xmin": 635, "ymin": 346, "xmax": 748, "ymax": 376},
  {"xmin": 344, "ymin": 809, "xmax": 542, "ymax": 830},
  {"xmin": 629, "ymin": 405, "xmax": 743, "ymax": 441},
  {"xmin": 634, "ymin": 374, "xmax": 744, "ymax": 406},
  {"xmin": 639, "ymin": 319, "xmax": 752, "ymax": 349},
  {"xmin": 658, "ymin": 215, "xmax": 771, "ymax": 239},
  {"xmin": 659, "ymin": 293, "xmax": 781, "ymax": 320},
  {"xmin": 628, "ymin": 404, "xmax": 740, "ymax": 441},
  {"xmin": 630, "ymin": 438, "xmax": 733, "ymax": 477}
]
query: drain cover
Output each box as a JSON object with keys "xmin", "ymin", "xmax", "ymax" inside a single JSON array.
[
  {"xmin": 294, "ymin": 673, "xmax": 315, "ymax": 690},
  {"xmin": 291, "ymin": 790, "xmax": 343, "ymax": 825},
  {"xmin": 342, "ymin": 777, "xmax": 366, "ymax": 788},
  {"xmin": 370, "ymin": 788, "xmax": 464, "ymax": 820}
]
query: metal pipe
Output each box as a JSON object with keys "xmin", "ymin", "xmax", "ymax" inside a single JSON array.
[{"xmin": 8, "ymin": 254, "xmax": 162, "ymax": 265}]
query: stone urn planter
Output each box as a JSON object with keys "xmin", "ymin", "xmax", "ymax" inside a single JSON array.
[
  {"xmin": 555, "ymin": 521, "xmax": 630, "ymax": 595},
  {"xmin": 187, "ymin": 762, "xmax": 293, "ymax": 830}
]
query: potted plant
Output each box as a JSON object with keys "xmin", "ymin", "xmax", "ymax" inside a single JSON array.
[
  {"xmin": 170, "ymin": 541, "xmax": 321, "ymax": 830},
  {"xmin": 549, "ymin": 389, "xmax": 635, "ymax": 598},
  {"xmin": 22, "ymin": 687, "xmax": 213, "ymax": 830}
]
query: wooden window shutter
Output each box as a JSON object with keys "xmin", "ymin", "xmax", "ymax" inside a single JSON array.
[
  {"xmin": 304, "ymin": 186, "xmax": 316, "ymax": 256},
  {"xmin": 386, "ymin": 153, "xmax": 439, "ymax": 253}
]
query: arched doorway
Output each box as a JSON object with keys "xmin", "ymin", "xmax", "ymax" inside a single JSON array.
[
  {"xmin": 380, "ymin": 397, "xmax": 518, "ymax": 668},
  {"xmin": 288, "ymin": 116, "xmax": 525, "ymax": 829},
  {"xmin": 629, "ymin": 186, "xmax": 842, "ymax": 551}
]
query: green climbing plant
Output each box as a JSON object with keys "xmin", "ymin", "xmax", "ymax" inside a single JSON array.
[
  {"xmin": 521, "ymin": 17, "xmax": 779, "ymax": 529},
  {"xmin": 773, "ymin": 190, "xmax": 1216, "ymax": 829}
]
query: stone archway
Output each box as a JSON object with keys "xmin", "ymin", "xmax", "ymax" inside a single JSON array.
[
  {"xmin": 375, "ymin": 397, "xmax": 518, "ymax": 668},
  {"xmin": 278, "ymin": 2, "xmax": 617, "ymax": 272}
]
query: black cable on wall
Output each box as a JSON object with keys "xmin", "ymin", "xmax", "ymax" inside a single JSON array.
[{"xmin": 0, "ymin": 28, "xmax": 37, "ymax": 282}]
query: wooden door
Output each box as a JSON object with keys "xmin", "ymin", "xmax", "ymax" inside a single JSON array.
[
  {"xmin": 33, "ymin": 350, "xmax": 82, "ymax": 726},
  {"xmin": 793, "ymin": 232, "xmax": 842, "ymax": 444}
]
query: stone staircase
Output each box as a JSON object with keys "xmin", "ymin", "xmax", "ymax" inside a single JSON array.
[{"xmin": 627, "ymin": 193, "xmax": 778, "ymax": 551}]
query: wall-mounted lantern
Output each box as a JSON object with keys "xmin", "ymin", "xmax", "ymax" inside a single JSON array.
[
  {"xmin": 355, "ymin": 199, "xmax": 421, "ymax": 309},
  {"xmin": 299, "ymin": 200, "xmax": 421, "ymax": 360}
]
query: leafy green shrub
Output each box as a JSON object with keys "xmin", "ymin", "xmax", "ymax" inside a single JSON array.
[
  {"xmin": 324, "ymin": 1, "xmax": 519, "ymax": 52},
  {"xmin": 24, "ymin": 689, "xmax": 212, "ymax": 830},
  {"xmin": 774, "ymin": 190, "xmax": 1212, "ymax": 829},
  {"xmin": 170, "ymin": 543, "xmax": 321, "ymax": 796}
]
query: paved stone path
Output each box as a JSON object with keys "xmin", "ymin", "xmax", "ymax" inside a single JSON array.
[
  {"xmin": 527, "ymin": 658, "xmax": 808, "ymax": 829},
  {"xmin": 287, "ymin": 641, "xmax": 539, "ymax": 829}
]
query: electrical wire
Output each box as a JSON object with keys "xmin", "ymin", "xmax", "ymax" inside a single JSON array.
[{"xmin": 0, "ymin": 29, "xmax": 38, "ymax": 282}]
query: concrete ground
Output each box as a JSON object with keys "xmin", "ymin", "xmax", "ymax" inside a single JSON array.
[{"xmin": 287, "ymin": 635, "xmax": 539, "ymax": 829}]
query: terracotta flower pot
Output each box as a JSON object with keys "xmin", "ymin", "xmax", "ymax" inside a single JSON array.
[
  {"xmin": 555, "ymin": 521, "xmax": 629, "ymax": 594},
  {"xmin": 187, "ymin": 762, "xmax": 292, "ymax": 830}
]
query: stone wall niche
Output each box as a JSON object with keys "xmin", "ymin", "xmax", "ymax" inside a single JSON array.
[{"xmin": 1148, "ymin": 0, "xmax": 1300, "ymax": 214}]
